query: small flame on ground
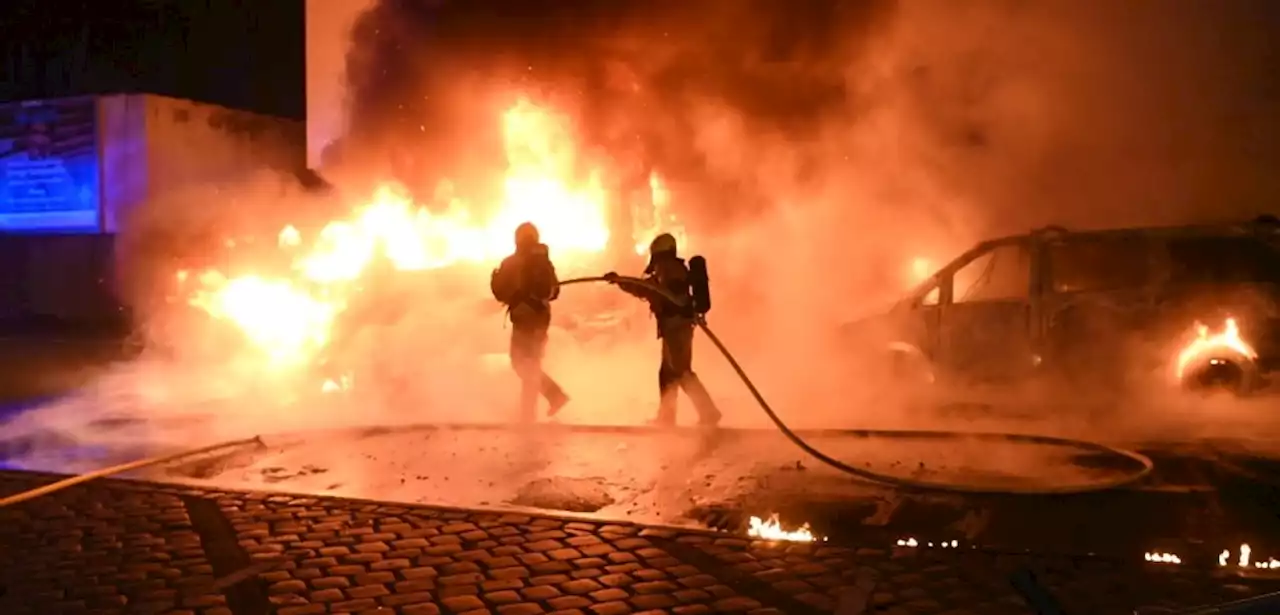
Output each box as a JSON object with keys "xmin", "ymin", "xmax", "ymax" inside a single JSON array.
[
  {"xmin": 1175, "ymin": 317, "xmax": 1258, "ymax": 380},
  {"xmin": 746, "ymin": 514, "xmax": 823, "ymax": 543},
  {"xmin": 1216, "ymin": 544, "xmax": 1280, "ymax": 570},
  {"xmin": 1144, "ymin": 551, "xmax": 1182, "ymax": 565},
  {"xmin": 895, "ymin": 537, "xmax": 960, "ymax": 549}
]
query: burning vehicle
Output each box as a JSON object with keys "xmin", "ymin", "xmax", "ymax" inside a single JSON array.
[
  {"xmin": 127, "ymin": 97, "xmax": 686, "ymax": 401},
  {"xmin": 846, "ymin": 217, "xmax": 1280, "ymax": 397}
]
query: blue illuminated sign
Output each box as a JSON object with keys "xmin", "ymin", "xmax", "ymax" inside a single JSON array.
[{"xmin": 0, "ymin": 97, "xmax": 100, "ymax": 233}]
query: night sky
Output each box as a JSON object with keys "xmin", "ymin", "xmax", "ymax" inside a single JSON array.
[{"xmin": 1, "ymin": 0, "xmax": 305, "ymax": 119}]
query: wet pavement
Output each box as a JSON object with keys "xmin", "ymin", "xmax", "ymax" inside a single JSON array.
[
  {"xmin": 706, "ymin": 443, "xmax": 1280, "ymax": 568},
  {"xmin": 4, "ymin": 469, "xmax": 1280, "ymax": 614}
]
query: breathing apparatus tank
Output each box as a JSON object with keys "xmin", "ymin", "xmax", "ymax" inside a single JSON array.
[{"xmin": 689, "ymin": 255, "xmax": 712, "ymax": 315}]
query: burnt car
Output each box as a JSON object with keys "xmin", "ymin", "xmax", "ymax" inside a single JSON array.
[{"xmin": 846, "ymin": 217, "xmax": 1280, "ymax": 396}]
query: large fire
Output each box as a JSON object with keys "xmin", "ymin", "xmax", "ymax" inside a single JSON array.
[{"xmin": 179, "ymin": 98, "xmax": 681, "ymax": 369}]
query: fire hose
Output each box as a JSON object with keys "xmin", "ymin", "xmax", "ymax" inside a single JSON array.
[
  {"xmin": 0, "ymin": 437, "xmax": 263, "ymax": 508},
  {"xmin": 559, "ymin": 274, "xmax": 1155, "ymax": 495}
]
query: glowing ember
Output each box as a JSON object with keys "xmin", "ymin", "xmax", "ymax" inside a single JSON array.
[
  {"xmin": 1144, "ymin": 551, "xmax": 1182, "ymax": 565},
  {"xmin": 746, "ymin": 514, "xmax": 822, "ymax": 543},
  {"xmin": 180, "ymin": 98, "xmax": 685, "ymax": 368},
  {"xmin": 1175, "ymin": 317, "xmax": 1257, "ymax": 380}
]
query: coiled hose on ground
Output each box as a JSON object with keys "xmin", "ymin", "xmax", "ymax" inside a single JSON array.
[{"xmin": 559, "ymin": 274, "xmax": 1155, "ymax": 495}]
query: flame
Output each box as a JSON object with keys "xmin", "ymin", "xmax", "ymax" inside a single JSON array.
[
  {"xmin": 321, "ymin": 374, "xmax": 353, "ymax": 394},
  {"xmin": 181, "ymin": 98, "xmax": 685, "ymax": 370},
  {"xmin": 1144, "ymin": 551, "xmax": 1182, "ymax": 565},
  {"xmin": 746, "ymin": 514, "xmax": 822, "ymax": 543},
  {"xmin": 895, "ymin": 537, "xmax": 959, "ymax": 549},
  {"xmin": 632, "ymin": 172, "xmax": 690, "ymax": 256},
  {"xmin": 909, "ymin": 257, "xmax": 933, "ymax": 285},
  {"xmin": 1216, "ymin": 544, "xmax": 1280, "ymax": 570},
  {"xmin": 1175, "ymin": 317, "xmax": 1258, "ymax": 380},
  {"xmin": 188, "ymin": 271, "xmax": 340, "ymax": 367}
]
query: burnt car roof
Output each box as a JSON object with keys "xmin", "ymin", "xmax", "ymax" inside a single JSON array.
[{"xmin": 981, "ymin": 218, "xmax": 1280, "ymax": 247}]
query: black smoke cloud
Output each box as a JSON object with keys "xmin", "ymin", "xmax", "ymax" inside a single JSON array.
[
  {"xmin": 339, "ymin": 0, "xmax": 1280, "ymax": 241},
  {"xmin": 339, "ymin": 0, "xmax": 898, "ymax": 223}
]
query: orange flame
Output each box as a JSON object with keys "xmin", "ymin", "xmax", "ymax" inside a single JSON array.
[
  {"xmin": 632, "ymin": 172, "xmax": 689, "ymax": 256},
  {"xmin": 746, "ymin": 514, "xmax": 822, "ymax": 543},
  {"xmin": 909, "ymin": 257, "xmax": 933, "ymax": 285},
  {"xmin": 1174, "ymin": 317, "xmax": 1258, "ymax": 380},
  {"xmin": 180, "ymin": 98, "xmax": 684, "ymax": 370},
  {"xmin": 1144, "ymin": 551, "xmax": 1182, "ymax": 565}
]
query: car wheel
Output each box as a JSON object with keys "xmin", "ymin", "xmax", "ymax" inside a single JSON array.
[{"xmin": 1180, "ymin": 353, "xmax": 1259, "ymax": 396}]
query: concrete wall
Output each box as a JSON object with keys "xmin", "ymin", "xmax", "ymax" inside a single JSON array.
[
  {"xmin": 306, "ymin": 0, "xmax": 377, "ymax": 169},
  {"xmin": 98, "ymin": 94, "xmax": 148, "ymax": 234},
  {"xmin": 142, "ymin": 95, "xmax": 306, "ymax": 211},
  {"xmin": 99, "ymin": 93, "xmax": 305, "ymax": 232}
]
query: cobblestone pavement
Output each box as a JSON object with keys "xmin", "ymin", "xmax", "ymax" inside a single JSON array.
[{"xmin": 3, "ymin": 470, "xmax": 1280, "ymax": 615}]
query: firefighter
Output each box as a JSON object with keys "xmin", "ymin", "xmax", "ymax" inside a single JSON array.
[
  {"xmin": 605, "ymin": 233, "xmax": 722, "ymax": 428},
  {"xmin": 490, "ymin": 222, "xmax": 570, "ymax": 421}
]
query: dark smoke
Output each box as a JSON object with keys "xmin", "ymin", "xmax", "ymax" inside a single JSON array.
[
  {"xmin": 340, "ymin": 0, "xmax": 1280, "ymax": 238},
  {"xmin": 894, "ymin": 0, "xmax": 1280, "ymax": 232},
  {"xmin": 341, "ymin": 0, "xmax": 897, "ymax": 224}
]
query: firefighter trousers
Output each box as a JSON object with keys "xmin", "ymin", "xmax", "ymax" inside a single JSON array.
[
  {"xmin": 510, "ymin": 324, "xmax": 566, "ymax": 421},
  {"xmin": 656, "ymin": 317, "xmax": 721, "ymax": 426}
]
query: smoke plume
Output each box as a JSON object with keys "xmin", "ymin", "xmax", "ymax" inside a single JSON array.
[
  {"xmin": 341, "ymin": 0, "xmax": 1280, "ymax": 230},
  {"xmin": 325, "ymin": 0, "xmax": 1280, "ymax": 428}
]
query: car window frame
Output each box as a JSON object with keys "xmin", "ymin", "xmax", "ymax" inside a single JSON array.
[
  {"xmin": 942, "ymin": 238, "xmax": 1035, "ymax": 306},
  {"xmin": 1163, "ymin": 233, "xmax": 1280, "ymax": 286},
  {"xmin": 1043, "ymin": 234, "xmax": 1166, "ymax": 296}
]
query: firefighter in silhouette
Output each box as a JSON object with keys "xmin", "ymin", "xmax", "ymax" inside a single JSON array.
[
  {"xmin": 491, "ymin": 222, "xmax": 570, "ymax": 421},
  {"xmin": 606, "ymin": 233, "xmax": 721, "ymax": 428}
]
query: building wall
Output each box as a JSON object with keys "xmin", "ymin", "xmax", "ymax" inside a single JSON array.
[
  {"xmin": 0, "ymin": 94, "xmax": 306, "ymax": 328},
  {"xmin": 98, "ymin": 94, "xmax": 148, "ymax": 234},
  {"xmin": 0, "ymin": 96, "xmax": 102, "ymax": 232},
  {"xmin": 98, "ymin": 94, "xmax": 306, "ymax": 233},
  {"xmin": 143, "ymin": 94, "xmax": 305, "ymax": 201},
  {"xmin": 306, "ymin": 0, "xmax": 377, "ymax": 169}
]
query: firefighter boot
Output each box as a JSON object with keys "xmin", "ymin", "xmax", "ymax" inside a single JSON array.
[
  {"xmin": 681, "ymin": 372, "xmax": 722, "ymax": 428},
  {"xmin": 649, "ymin": 386, "xmax": 678, "ymax": 428},
  {"xmin": 545, "ymin": 378, "xmax": 570, "ymax": 418}
]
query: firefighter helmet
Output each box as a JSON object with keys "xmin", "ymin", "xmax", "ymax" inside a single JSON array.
[
  {"xmin": 649, "ymin": 233, "xmax": 678, "ymax": 256},
  {"xmin": 514, "ymin": 222, "xmax": 540, "ymax": 248}
]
